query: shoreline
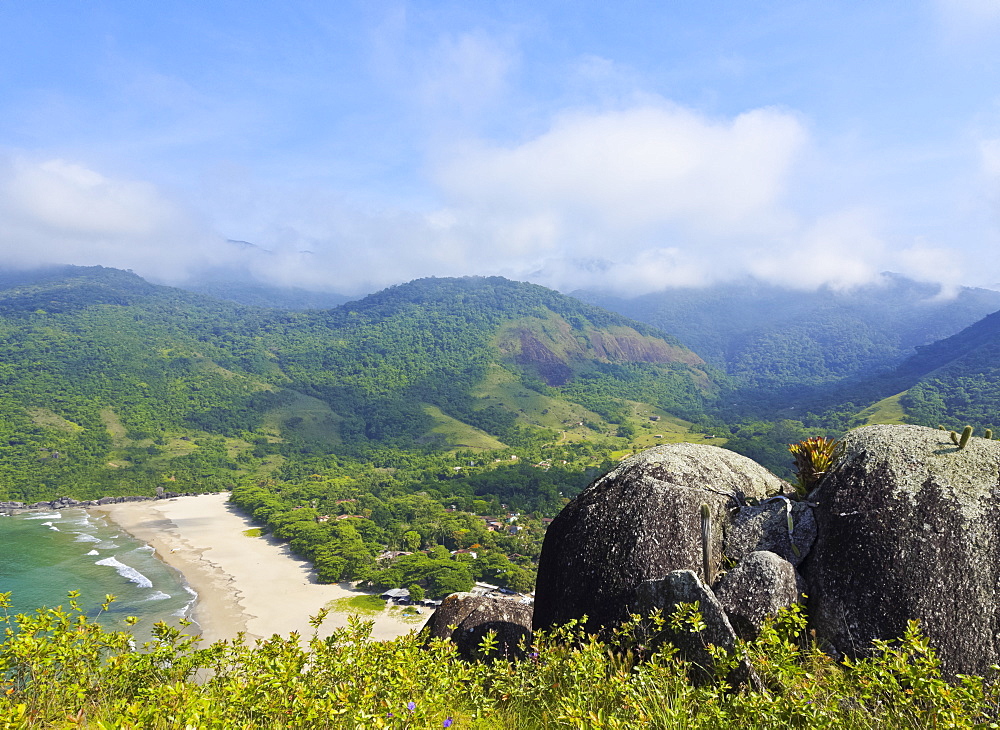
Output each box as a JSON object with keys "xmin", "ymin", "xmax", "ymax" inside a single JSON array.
[{"xmin": 95, "ymin": 493, "xmax": 419, "ymax": 644}]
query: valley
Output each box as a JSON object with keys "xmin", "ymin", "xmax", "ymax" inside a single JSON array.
[{"xmin": 4, "ymin": 264, "xmax": 1000, "ymax": 599}]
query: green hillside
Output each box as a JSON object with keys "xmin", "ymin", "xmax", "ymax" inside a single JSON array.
[
  {"xmin": 577, "ymin": 274, "xmax": 1000, "ymax": 389},
  {"xmin": 889, "ymin": 309, "xmax": 1000, "ymax": 431},
  {"xmin": 820, "ymin": 308, "xmax": 1000, "ymax": 432},
  {"xmin": 0, "ymin": 267, "xmax": 722, "ymax": 502}
]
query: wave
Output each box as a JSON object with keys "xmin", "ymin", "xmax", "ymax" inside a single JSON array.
[
  {"xmin": 24, "ymin": 513, "xmax": 61, "ymax": 520},
  {"xmin": 48, "ymin": 525, "xmax": 60, "ymax": 531},
  {"xmin": 86, "ymin": 549, "xmax": 99, "ymax": 556},
  {"xmin": 41, "ymin": 521, "xmax": 54, "ymax": 526},
  {"xmin": 146, "ymin": 591, "xmax": 171, "ymax": 601},
  {"xmin": 174, "ymin": 584, "xmax": 198, "ymax": 617},
  {"xmin": 74, "ymin": 533, "xmax": 101, "ymax": 543},
  {"xmin": 133, "ymin": 545, "xmax": 154, "ymax": 554},
  {"xmin": 94, "ymin": 557, "xmax": 153, "ymax": 589}
]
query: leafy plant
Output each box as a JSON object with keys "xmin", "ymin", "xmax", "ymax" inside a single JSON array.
[
  {"xmin": 3, "ymin": 593, "xmax": 1000, "ymax": 728},
  {"xmin": 788, "ymin": 436, "xmax": 842, "ymax": 497}
]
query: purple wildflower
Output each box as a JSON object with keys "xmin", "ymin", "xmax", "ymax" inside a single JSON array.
[
  {"xmin": 407, "ymin": 701, "xmax": 416, "ymax": 712},
  {"xmin": 443, "ymin": 719, "xmax": 453, "ymax": 728}
]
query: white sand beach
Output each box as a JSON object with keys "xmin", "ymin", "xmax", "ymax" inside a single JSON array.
[{"xmin": 96, "ymin": 493, "xmax": 418, "ymax": 644}]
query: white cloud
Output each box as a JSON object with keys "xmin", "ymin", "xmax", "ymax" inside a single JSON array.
[
  {"xmin": 425, "ymin": 102, "xmax": 886, "ymax": 293},
  {"xmin": 0, "ymin": 153, "xmax": 225, "ymax": 279},
  {"xmin": 4, "ymin": 158, "xmax": 173, "ymax": 236},
  {"xmin": 0, "ymin": 97, "xmax": 981, "ymax": 299},
  {"xmin": 897, "ymin": 241, "xmax": 965, "ymax": 295},
  {"xmin": 747, "ymin": 209, "xmax": 884, "ymax": 290},
  {"xmin": 435, "ymin": 104, "xmax": 807, "ymax": 239}
]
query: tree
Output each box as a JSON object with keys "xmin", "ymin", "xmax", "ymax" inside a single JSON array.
[
  {"xmin": 403, "ymin": 530, "xmax": 421, "ymax": 552},
  {"xmin": 426, "ymin": 563, "xmax": 474, "ymax": 598}
]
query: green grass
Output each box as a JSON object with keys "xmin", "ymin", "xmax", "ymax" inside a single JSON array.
[
  {"xmin": 328, "ymin": 593, "xmax": 387, "ymax": 616},
  {"xmin": 422, "ymin": 404, "xmax": 506, "ymax": 450},
  {"xmin": 242, "ymin": 528, "xmax": 263, "ymax": 537},
  {"xmin": 261, "ymin": 388, "xmax": 343, "ymax": 448},
  {"xmin": 856, "ymin": 392, "xmax": 910, "ymax": 425},
  {"xmin": 26, "ymin": 407, "xmax": 84, "ymax": 434},
  {"xmin": 390, "ymin": 604, "xmax": 427, "ymax": 624},
  {"xmin": 470, "ymin": 364, "xmax": 606, "ymax": 442}
]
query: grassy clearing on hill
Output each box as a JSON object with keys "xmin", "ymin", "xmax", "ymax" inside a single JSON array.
[
  {"xmin": 260, "ymin": 388, "xmax": 343, "ymax": 448},
  {"xmin": 471, "ymin": 365, "xmax": 604, "ymax": 443},
  {"xmin": 422, "ymin": 405, "xmax": 507, "ymax": 450},
  {"xmin": 856, "ymin": 392, "xmax": 910, "ymax": 425}
]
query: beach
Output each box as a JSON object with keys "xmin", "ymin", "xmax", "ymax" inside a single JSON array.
[{"xmin": 96, "ymin": 493, "xmax": 418, "ymax": 644}]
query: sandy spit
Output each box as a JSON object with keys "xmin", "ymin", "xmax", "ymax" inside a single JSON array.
[{"xmin": 96, "ymin": 492, "xmax": 418, "ymax": 644}]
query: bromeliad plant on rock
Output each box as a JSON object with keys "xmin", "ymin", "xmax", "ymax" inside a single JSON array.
[{"xmin": 787, "ymin": 436, "xmax": 842, "ymax": 498}]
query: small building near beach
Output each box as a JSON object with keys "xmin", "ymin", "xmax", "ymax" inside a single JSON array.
[{"xmin": 380, "ymin": 587, "xmax": 410, "ymax": 603}]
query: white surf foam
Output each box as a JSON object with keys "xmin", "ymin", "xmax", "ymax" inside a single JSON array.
[
  {"xmin": 24, "ymin": 513, "xmax": 60, "ymax": 520},
  {"xmin": 94, "ymin": 557, "xmax": 153, "ymax": 589},
  {"xmin": 74, "ymin": 533, "xmax": 101, "ymax": 543},
  {"xmin": 174, "ymin": 585, "xmax": 198, "ymax": 617},
  {"xmin": 86, "ymin": 549, "xmax": 99, "ymax": 556},
  {"xmin": 146, "ymin": 591, "xmax": 170, "ymax": 601}
]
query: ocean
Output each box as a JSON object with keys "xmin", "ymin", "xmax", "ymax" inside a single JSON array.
[{"xmin": 0, "ymin": 507, "xmax": 198, "ymax": 644}]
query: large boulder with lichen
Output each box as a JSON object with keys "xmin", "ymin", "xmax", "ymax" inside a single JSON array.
[
  {"xmin": 726, "ymin": 498, "xmax": 816, "ymax": 567},
  {"xmin": 421, "ymin": 593, "xmax": 533, "ymax": 662},
  {"xmin": 633, "ymin": 570, "xmax": 738, "ymax": 680},
  {"xmin": 532, "ymin": 443, "xmax": 789, "ymax": 634},
  {"xmin": 805, "ymin": 424, "xmax": 1000, "ymax": 677},
  {"xmin": 715, "ymin": 550, "xmax": 801, "ymax": 640}
]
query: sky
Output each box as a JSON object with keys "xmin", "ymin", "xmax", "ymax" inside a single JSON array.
[{"xmin": 2, "ymin": 0, "xmax": 1000, "ymax": 296}]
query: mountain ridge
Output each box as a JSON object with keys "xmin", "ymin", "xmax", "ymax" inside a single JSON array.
[{"xmin": 0, "ymin": 266, "xmax": 720, "ymax": 501}]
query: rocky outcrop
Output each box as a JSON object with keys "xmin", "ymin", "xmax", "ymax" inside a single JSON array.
[
  {"xmin": 633, "ymin": 570, "xmax": 737, "ymax": 678},
  {"xmin": 726, "ymin": 498, "xmax": 815, "ymax": 567},
  {"xmin": 532, "ymin": 443, "xmax": 789, "ymax": 634},
  {"xmin": 632, "ymin": 570, "xmax": 762, "ymax": 687},
  {"xmin": 421, "ymin": 593, "xmax": 533, "ymax": 662},
  {"xmin": 806, "ymin": 424, "xmax": 1000, "ymax": 677},
  {"xmin": 715, "ymin": 551, "xmax": 801, "ymax": 640}
]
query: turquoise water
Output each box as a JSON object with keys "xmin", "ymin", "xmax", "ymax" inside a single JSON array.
[{"xmin": 0, "ymin": 508, "xmax": 197, "ymax": 644}]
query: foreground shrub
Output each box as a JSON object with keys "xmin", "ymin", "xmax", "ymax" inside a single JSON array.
[{"xmin": 2, "ymin": 593, "xmax": 998, "ymax": 728}]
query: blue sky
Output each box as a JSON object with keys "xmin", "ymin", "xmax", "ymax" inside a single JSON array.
[{"xmin": 2, "ymin": 1, "xmax": 1000, "ymax": 295}]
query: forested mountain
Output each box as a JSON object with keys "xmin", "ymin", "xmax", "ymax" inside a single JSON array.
[
  {"xmin": 0, "ymin": 266, "xmax": 721, "ymax": 503},
  {"xmin": 576, "ymin": 274, "xmax": 1000, "ymax": 387},
  {"xmin": 179, "ymin": 279, "xmax": 354, "ymax": 310},
  {"xmin": 844, "ymin": 307, "xmax": 1000, "ymax": 433},
  {"xmin": 10, "ymin": 264, "xmax": 1000, "ymax": 594}
]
